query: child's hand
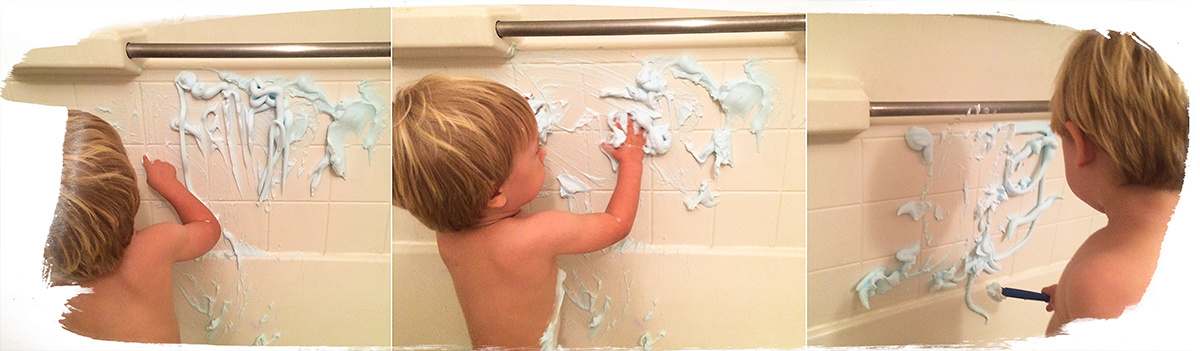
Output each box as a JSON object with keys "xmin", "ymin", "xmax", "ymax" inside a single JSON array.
[
  {"xmin": 143, "ymin": 155, "xmax": 180, "ymax": 191},
  {"xmin": 1042, "ymin": 284, "xmax": 1057, "ymax": 312},
  {"xmin": 602, "ymin": 115, "xmax": 646, "ymax": 166}
]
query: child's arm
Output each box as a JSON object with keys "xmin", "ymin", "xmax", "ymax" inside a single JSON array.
[
  {"xmin": 534, "ymin": 118, "xmax": 646, "ymax": 255},
  {"xmin": 142, "ymin": 156, "xmax": 221, "ymax": 261}
]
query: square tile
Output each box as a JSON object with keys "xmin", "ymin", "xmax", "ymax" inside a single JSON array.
[
  {"xmin": 808, "ymin": 138, "xmax": 862, "ymax": 209},
  {"xmin": 715, "ymin": 130, "xmax": 787, "ymax": 191},
  {"xmin": 861, "ymin": 199, "xmax": 924, "ymax": 261},
  {"xmin": 327, "ymin": 202, "xmax": 391, "ymax": 254},
  {"xmin": 210, "ymin": 201, "xmax": 270, "ymax": 252},
  {"xmin": 783, "ymin": 130, "xmax": 806, "ymax": 191},
  {"xmin": 776, "ymin": 192, "xmax": 805, "ymax": 248},
  {"xmin": 808, "ymin": 204, "xmax": 863, "ymax": 271},
  {"xmin": 268, "ymin": 202, "xmax": 329, "ymax": 253},
  {"xmin": 650, "ymin": 191, "xmax": 714, "ymax": 246},
  {"xmin": 1010, "ymin": 223, "xmax": 1058, "ymax": 274},
  {"xmin": 713, "ymin": 192, "xmax": 781, "ymax": 247},
  {"xmin": 328, "ymin": 145, "xmax": 390, "ymax": 202},
  {"xmin": 392, "ymin": 206, "xmax": 436, "ymax": 242},
  {"xmin": 75, "ymin": 82, "xmax": 145, "ymax": 145}
]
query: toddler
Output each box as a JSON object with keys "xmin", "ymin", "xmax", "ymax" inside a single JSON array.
[
  {"xmin": 44, "ymin": 110, "xmax": 221, "ymax": 343},
  {"xmin": 393, "ymin": 75, "xmax": 646, "ymax": 348},
  {"xmin": 1042, "ymin": 30, "xmax": 1188, "ymax": 335}
]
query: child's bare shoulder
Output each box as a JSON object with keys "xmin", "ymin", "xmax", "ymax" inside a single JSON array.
[
  {"xmin": 1062, "ymin": 233, "xmax": 1151, "ymax": 318},
  {"xmin": 122, "ymin": 222, "xmax": 193, "ymax": 264},
  {"xmin": 471, "ymin": 210, "xmax": 579, "ymax": 253}
]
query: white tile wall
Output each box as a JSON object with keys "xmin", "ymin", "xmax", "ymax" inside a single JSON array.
[
  {"xmin": 807, "ymin": 120, "xmax": 1103, "ymax": 338},
  {"xmin": 38, "ymin": 70, "xmax": 393, "ymax": 256}
]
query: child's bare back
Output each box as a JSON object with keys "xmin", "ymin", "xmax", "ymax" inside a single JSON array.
[
  {"xmin": 394, "ymin": 75, "xmax": 647, "ymax": 348},
  {"xmin": 437, "ymin": 212, "xmax": 567, "ymax": 346},
  {"xmin": 47, "ymin": 111, "xmax": 220, "ymax": 344},
  {"xmin": 436, "ymin": 125, "xmax": 645, "ymax": 347},
  {"xmin": 61, "ymin": 223, "xmax": 198, "ymax": 343}
]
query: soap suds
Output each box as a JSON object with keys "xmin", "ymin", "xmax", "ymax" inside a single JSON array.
[
  {"xmin": 897, "ymin": 200, "xmax": 931, "ymax": 220},
  {"xmin": 557, "ymin": 172, "xmax": 593, "ymax": 213},
  {"xmin": 854, "ymin": 120, "xmax": 1060, "ymax": 324},
  {"xmin": 539, "ymin": 269, "xmax": 567, "ymax": 351},
  {"xmin": 638, "ymin": 331, "xmax": 667, "ymax": 351},
  {"xmin": 173, "ymin": 70, "xmax": 384, "ymax": 203},
  {"xmin": 905, "ymin": 127, "xmax": 935, "ymax": 164},
  {"xmin": 683, "ymin": 127, "xmax": 733, "ymax": 175},
  {"xmin": 683, "ymin": 180, "xmax": 720, "ymax": 210},
  {"xmin": 526, "ymin": 53, "xmax": 777, "ymax": 210}
]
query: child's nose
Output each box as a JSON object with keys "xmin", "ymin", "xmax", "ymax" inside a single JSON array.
[{"xmin": 538, "ymin": 147, "xmax": 547, "ymax": 161}]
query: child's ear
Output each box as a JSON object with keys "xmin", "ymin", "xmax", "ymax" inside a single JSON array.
[
  {"xmin": 487, "ymin": 191, "xmax": 508, "ymax": 209},
  {"xmin": 1064, "ymin": 121, "xmax": 1097, "ymax": 167}
]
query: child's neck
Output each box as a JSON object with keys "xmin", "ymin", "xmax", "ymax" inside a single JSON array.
[
  {"xmin": 475, "ymin": 206, "xmax": 524, "ymax": 228},
  {"xmin": 1094, "ymin": 183, "xmax": 1180, "ymax": 233}
]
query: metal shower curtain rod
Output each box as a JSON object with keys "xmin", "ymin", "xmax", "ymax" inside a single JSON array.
[
  {"xmin": 870, "ymin": 101, "xmax": 1050, "ymax": 117},
  {"xmin": 494, "ymin": 14, "xmax": 805, "ymax": 37},
  {"xmin": 125, "ymin": 42, "xmax": 391, "ymax": 58}
]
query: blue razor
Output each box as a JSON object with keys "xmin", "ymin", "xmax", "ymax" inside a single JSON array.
[{"xmin": 1002, "ymin": 287, "xmax": 1050, "ymax": 302}]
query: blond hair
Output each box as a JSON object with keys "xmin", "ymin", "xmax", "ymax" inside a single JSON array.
[
  {"xmin": 1050, "ymin": 30, "xmax": 1190, "ymax": 190},
  {"xmin": 393, "ymin": 75, "xmax": 538, "ymax": 232},
  {"xmin": 44, "ymin": 110, "xmax": 140, "ymax": 284}
]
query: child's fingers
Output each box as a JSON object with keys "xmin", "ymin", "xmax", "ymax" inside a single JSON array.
[
  {"xmin": 600, "ymin": 142, "xmax": 615, "ymax": 154},
  {"xmin": 611, "ymin": 117, "xmax": 624, "ymax": 132},
  {"xmin": 626, "ymin": 117, "xmax": 643, "ymax": 136},
  {"xmin": 142, "ymin": 155, "xmax": 150, "ymax": 167}
]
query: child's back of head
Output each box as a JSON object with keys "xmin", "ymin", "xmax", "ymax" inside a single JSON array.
[
  {"xmin": 1050, "ymin": 30, "xmax": 1189, "ymax": 190},
  {"xmin": 44, "ymin": 110, "xmax": 140, "ymax": 285},
  {"xmin": 393, "ymin": 75, "xmax": 538, "ymax": 233}
]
